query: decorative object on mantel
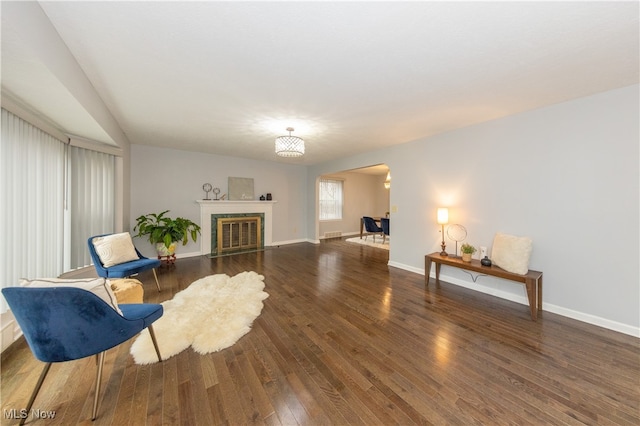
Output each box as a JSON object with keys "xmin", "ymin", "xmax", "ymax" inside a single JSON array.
[
  {"xmin": 202, "ymin": 183, "xmax": 213, "ymax": 200},
  {"xmin": 460, "ymin": 243, "xmax": 477, "ymax": 262},
  {"xmin": 481, "ymin": 256, "xmax": 492, "ymax": 266},
  {"xmin": 134, "ymin": 210, "xmax": 201, "ymax": 263},
  {"xmin": 266, "ymin": 193, "xmax": 272, "ymax": 200},
  {"xmin": 447, "ymin": 223, "xmax": 467, "ymax": 258},
  {"xmin": 212, "ymin": 187, "xmax": 222, "ymax": 200},
  {"xmin": 228, "ymin": 177, "xmax": 255, "ymax": 200},
  {"xmin": 437, "ymin": 207, "xmax": 449, "ymax": 256},
  {"xmin": 259, "ymin": 195, "xmax": 266, "ymax": 200},
  {"xmin": 275, "ymin": 127, "xmax": 305, "ymax": 157},
  {"xmin": 130, "ymin": 271, "xmax": 268, "ymax": 364}
]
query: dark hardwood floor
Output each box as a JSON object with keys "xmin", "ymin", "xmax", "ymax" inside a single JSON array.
[{"xmin": 2, "ymin": 239, "xmax": 639, "ymax": 425}]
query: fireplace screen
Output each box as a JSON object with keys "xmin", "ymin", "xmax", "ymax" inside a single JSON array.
[{"xmin": 217, "ymin": 216, "xmax": 262, "ymax": 254}]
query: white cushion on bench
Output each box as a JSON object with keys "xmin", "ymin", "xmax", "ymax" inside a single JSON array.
[{"xmin": 491, "ymin": 232, "xmax": 532, "ymax": 275}]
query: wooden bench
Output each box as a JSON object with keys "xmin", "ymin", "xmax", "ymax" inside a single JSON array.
[{"xmin": 424, "ymin": 252, "xmax": 543, "ymax": 321}]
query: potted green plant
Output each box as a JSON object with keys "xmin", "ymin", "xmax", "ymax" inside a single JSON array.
[
  {"xmin": 134, "ymin": 210, "xmax": 201, "ymax": 258},
  {"xmin": 460, "ymin": 243, "xmax": 477, "ymax": 262}
]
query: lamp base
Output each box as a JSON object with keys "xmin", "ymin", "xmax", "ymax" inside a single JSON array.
[{"xmin": 440, "ymin": 241, "xmax": 448, "ymax": 256}]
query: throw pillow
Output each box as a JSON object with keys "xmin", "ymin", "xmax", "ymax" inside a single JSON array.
[
  {"xmin": 20, "ymin": 277, "xmax": 123, "ymax": 315},
  {"xmin": 92, "ymin": 232, "xmax": 139, "ymax": 267},
  {"xmin": 491, "ymin": 232, "xmax": 533, "ymax": 275}
]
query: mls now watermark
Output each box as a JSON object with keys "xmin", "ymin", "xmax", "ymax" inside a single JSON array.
[{"xmin": 4, "ymin": 408, "xmax": 56, "ymax": 420}]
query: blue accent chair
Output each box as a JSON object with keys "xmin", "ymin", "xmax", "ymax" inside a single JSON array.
[
  {"xmin": 1, "ymin": 286, "xmax": 163, "ymax": 424},
  {"xmin": 88, "ymin": 234, "xmax": 162, "ymax": 292},
  {"xmin": 362, "ymin": 216, "xmax": 384, "ymax": 242},
  {"xmin": 380, "ymin": 217, "xmax": 390, "ymax": 244}
]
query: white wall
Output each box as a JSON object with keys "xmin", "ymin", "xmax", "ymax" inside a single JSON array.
[
  {"xmin": 373, "ymin": 173, "xmax": 392, "ymax": 217},
  {"xmin": 130, "ymin": 145, "xmax": 308, "ymax": 257},
  {"xmin": 318, "ymin": 171, "xmax": 390, "ymax": 237},
  {"xmin": 308, "ymin": 84, "xmax": 639, "ymax": 336}
]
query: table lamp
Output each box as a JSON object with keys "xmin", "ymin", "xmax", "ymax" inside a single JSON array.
[{"xmin": 437, "ymin": 208, "xmax": 449, "ymax": 256}]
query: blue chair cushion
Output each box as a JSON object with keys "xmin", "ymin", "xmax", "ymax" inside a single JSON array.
[
  {"xmin": 104, "ymin": 258, "xmax": 161, "ymax": 278},
  {"xmin": 120, "ymin": 304, "xmax": 163, "ymax": 328}
]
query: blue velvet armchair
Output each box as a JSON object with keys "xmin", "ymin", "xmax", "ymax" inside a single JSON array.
[
  {"xmin": 363, "ymin": 216, "xmax": 384, "ymax": 242},
  {"xmin": 1, "ymin": 286, "xmax": 163, "ymax": 424},
  {"xmin": 88, "ymin": 234, "xmax": 162, "ymax": 292}
]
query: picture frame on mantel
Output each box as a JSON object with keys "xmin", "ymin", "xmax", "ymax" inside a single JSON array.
[{"xmin": 228, "ymin": 177, "xmax": 254, "ymax": 200}]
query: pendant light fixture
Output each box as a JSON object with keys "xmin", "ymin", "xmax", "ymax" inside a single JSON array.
[{"xmin": 275, "ymin": 127, "xmax": 305, "ymax": 157}]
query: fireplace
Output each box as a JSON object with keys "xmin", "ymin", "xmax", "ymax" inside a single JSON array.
[
  {"xmin": 212, "ymin": 213, "xmax": 263, "ymax": 255},
  {"xmin": 196, "ymin": 200, "xmax": 275, "ymax": 256}
]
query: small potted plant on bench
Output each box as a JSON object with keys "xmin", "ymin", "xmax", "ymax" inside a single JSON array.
[{"xmin": 460, "ymin": 243, "xmax": 477, "ymax": 262}]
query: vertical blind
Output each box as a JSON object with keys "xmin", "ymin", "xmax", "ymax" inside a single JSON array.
[
  {"xmin": 68, "ymin": 146, "xmax": 115, "ymax": 270},
  {"xmin": 1, "ymin": 109, "xmax": 65, "ymax": 313},
  {"xmin": 0, "ymin": 109, "xmax": 116, "ymax": 313},
  {"xmin": 319, "ymin": 178, "xmax": 344, "ymax": 220}
]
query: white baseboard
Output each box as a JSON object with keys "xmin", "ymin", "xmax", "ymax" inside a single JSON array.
[
  {"xmin": 175, "ymin": 251, "xmax": 202, "ymax": 259},
  {"xmin": 388, "ymin": 260, "xmax": 422, "ymax": 274},
  {"xmin": 389, "ymin": 261, "xmax": 640, "ymax": 338},
  {"xmin": 1, "ymin": 311, "xmax": 22, "ymax": 352},
  {"xmin": 270, "ymin": 238, "xmax": 308, "ymax": 246},
  {"xmin": 543, "ymin": 303, "xmax": 640, "ymax": 338}
]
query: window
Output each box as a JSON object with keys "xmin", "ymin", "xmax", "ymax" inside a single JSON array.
[
  {"xmin": 67, "ymin": 146, "xmax": 115, "ymax": 270},
  {"xmin": 1, "ymin": 108, "xmax": 116, "ymax": 313},
  {"xmin": 319, "ymin": 178, "xmax": 343, "ymax": 220},
  {"xmin": 1, "ymin": 109, "xmax": 64, "ymax": 313}
]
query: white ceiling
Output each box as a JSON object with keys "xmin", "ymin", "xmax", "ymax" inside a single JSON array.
[{"xmin": 2, "ymin": 1, "xmax": 638, "ymax": 165}]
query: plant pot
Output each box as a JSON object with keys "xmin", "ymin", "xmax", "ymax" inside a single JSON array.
[
  {"xmin": 462, "ymin": 252, "xmax": 472, "ymax": 262},
  {"xmin": 156, "ymin": 241, "xmax": 177, "ymax": 257}
]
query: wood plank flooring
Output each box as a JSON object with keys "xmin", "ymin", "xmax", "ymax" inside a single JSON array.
[{"xmin": 2, "ymin": 239, "xmax": 639, "ymax": 425}]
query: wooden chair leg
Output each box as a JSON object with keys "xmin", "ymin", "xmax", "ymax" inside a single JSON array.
[
  {"xmin": 147, "ymin": 324, "xmax": 163, "ymax": 362},
  {"xmin": 20, "ymin": 362, "xmax": 52, "ymax": 426},
  {"xmin": 152, "ymin": 268, "xmax": 161, "ymax": 292},
  {"xmin": 92, "ymin": 351, "xmax": 106, "ymax": 420}
]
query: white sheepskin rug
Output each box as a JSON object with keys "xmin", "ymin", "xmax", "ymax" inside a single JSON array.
[{"xmin": 130, "ymin": 271, "xmax": 268, "ymax": 364}]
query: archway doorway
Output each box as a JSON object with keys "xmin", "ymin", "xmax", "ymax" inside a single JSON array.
[{"xmin": 316, "ymin": 164, "xmax": 390, "ymax": 242}]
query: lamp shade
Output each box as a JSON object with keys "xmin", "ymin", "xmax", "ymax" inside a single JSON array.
[
  {"xmin": 275, "ymin": 127, "xmax": 305, "ymax": 157},
  {"xmin": 437, "ymin": 208, "xmax": 449, "ymax": 224}
]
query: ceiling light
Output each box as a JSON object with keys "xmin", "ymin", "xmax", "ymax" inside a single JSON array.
[{"xmin": 275, "ymin": 127, "xmax": 305, "ymax": 157}]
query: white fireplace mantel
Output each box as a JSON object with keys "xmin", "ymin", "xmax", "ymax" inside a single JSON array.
[{"xmin": 196, "ymin": 200, "xmax": 276, "ymax": 255}]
